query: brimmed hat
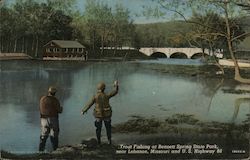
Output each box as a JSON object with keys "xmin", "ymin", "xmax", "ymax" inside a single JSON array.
[
  {"xmin": 97, "ymin": 82, "xmax": 105, "ymax": 90},
  {"xmin": 48, "ymin": 86, "xmax": 57, "ymax": 93}
]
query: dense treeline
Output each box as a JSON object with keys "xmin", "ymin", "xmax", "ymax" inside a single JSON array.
[
  {"xmin": 0, "ymin": 0, "xmax": 77, "ymax": 57},
  {"xmin": 0, "ymin": 0, "xmax": 137, "ymax": 57},
  {"xmin": 0, "ymin": 0, "xmax": 249, "ymax": 58},
  {"xmin": 77, "ymin": 0, "xmax": 136, "ymax": 54},
  {"xmin": 135, "ymin": 21, "xmax": 193, "ymax": 47}
]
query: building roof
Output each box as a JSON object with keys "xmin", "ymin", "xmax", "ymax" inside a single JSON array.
[{"xmin": 45, "ymin": 40, "xmax": 85, "ymax": 48}]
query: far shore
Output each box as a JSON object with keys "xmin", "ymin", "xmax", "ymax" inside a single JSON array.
[
  {"xmin": 1, "ymin": 53, "xmax": 250, "ymax": 79},
  {"xmin": 0, "ymin": 53, "xmax": 33, "ymax": 60},
  {"xmin": 1, "ymin": 52, "xmax": 250, "ymax": 68}
]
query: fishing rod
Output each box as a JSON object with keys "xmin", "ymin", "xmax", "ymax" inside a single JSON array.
[{"xmin": 114, "ymin": 50, "xmax": 129, "ymax": 81}]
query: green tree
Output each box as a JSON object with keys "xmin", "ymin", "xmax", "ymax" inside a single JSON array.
[
  {"xmin": 236, "ymin": 0, "xmax": 250, "ymax": 12},
  {"xmin": 46, "ymin": 0, "xmax": 76, "ymax": 15},
  {"xmin": 150, "ymin": 0, "xmax": 250, "ymax": 83},
  {"xmin": 83, "ymin": 0, "xmax": 104, "ymax": 52},
  {"xmin": 0, "ymin": 0, "xmax": 77, "ymax": 57},
  {"xmin": 0, "ymin": 6, "xmax": 14, "ymax": 52},
  {"xmin": 82, "ymin": 0, "xmax": 135, "ymax": 54},
  {"xmin": 110, "ymin": 4, "xmax": 135, "ymax": 51},
  {"xmin": 46, "ymin": 10, "xmax": 73, "ymax": 40}
]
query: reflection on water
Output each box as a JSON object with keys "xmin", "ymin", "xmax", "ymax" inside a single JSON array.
[
  {"xmin": 233, "ymin": 97, "xmax": 250, "ymax": 122},
  {"xmin": 0, "ymin": 60, "xmax": 249, "ymax": 152},
  {"xmin": 140, "ymin": 58, "xmax": 204, "ymax": 65}
]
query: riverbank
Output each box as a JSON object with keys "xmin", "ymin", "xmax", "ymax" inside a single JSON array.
[
  {"xmin": 1, "ymin": 142, "xmax": 117, "ymax": 160},
  {"xmin": 0, "ymin": 53, "xmax": 33, "ymax": 60},
  {"xmin": 0, "ymin": 49, "xmax": 152, "ymax": 61},
  {"xmin": 219, "ymin": 59, "xmax": 250, "ymax": 68},
  {"xmin": 87, "ymin": 49, "xmax": 156, "ymax": 60},
  {"xmin": 1, "ymin": 52, "xmax": 250, "ymax": 78},
  {"xmin": 1, "ymin": 57, "xmax": 250, "ymax": 80},
  {"xmin": 138, "ymin": 61, "xmax": 250, "ymax": 80},
  {"xmin": 1, "ymin": 114, "xmax": 249, "ymax": 159}
]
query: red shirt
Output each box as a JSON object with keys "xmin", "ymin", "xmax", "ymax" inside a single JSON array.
[{"xmin": 39, "ymin": 95, "xmax": 62, "ymax": 118}]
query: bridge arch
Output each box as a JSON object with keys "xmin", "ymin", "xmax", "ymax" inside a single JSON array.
[
  {"xmin": 170, "ymin": 52, "xmax": 188, "ymax": 59},
  {"xmin": 150, "ymin": 52, "xmax": 167, "ymax": 58},
  {"xmin": 191, "ymin": 52, "xmax": 209, "ymax": 59},
  {"xmin": 138, "ymin": 48, "xmax": 221, "ymax": 59}
]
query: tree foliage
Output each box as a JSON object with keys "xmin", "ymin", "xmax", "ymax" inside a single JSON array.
[
  {"xmin": 149, "ymin": 0, "xmax": 250, "ymax": 83},
  {"xmin": 0, "ymin": 0, "xmax": 137, "ymax": 56},
  {"xmin": 187, "ymin": 12, "xmax": 245, "ymax": 54},
  {"xmin": 0, "ymin": 0, "xmax": 76, "ymax": 57},
  {"xmin": 135, "ymin": 21, "xmax": 192, "ymax": 47},
  {"xmin": 80, "ymin": 0, "xmax": 135, "ymax": 53},
  {"xmin": 236, "ymin": 0, "xmax": 250, "ymax": 12}
]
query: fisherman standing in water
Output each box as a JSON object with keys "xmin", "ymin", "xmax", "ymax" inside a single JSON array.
[
  {"xmin": 39, "ymin": 86, "xmax": 63, "ymax": 151},
  {"xmin": 81, "ymin": 80, "xmax": 119, "ymax": 145}
]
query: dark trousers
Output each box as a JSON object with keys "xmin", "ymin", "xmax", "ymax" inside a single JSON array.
[
  {"xmin": 39, "ymin": 136, "xmax": 58, "ymax": 151},
  {"xmin": 39, "ymin": 117, "xmax": 59, "ymax": 151},
  {"xmin": 95, "ymin": 118, "xmax": 111, "ymax": 144}
]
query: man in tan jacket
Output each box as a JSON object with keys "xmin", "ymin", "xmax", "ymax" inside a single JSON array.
[
  {"xmin": 81, "ymin": 80, "xmax": 119, "ymax": 145},
  {"xmin": 39, "ymin": 86, "xmax": 63, "ymax": 151}
]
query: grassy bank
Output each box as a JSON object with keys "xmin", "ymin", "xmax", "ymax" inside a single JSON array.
[
  {"xmin": 113, "ymin": 114, "xmax": 250, "ymax": 137},
  {"xmin": 1, "ymin": 113, "xmax": 249, "ymax": 159},
  {"xmin": 138, "ymin": 62, "xmax": 250, "ymax": 79},
  {"xmin": 87, "ymin": 49, "xmax": 153, "ymax": 60}
]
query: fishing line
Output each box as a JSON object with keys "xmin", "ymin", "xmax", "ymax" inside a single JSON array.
[
  {"xmin": 112, "ymin": 51, "xmax": 129, "ymax": 109},
  {"xmin": 114, "ymin": 51, "xmax": 129, "ymax": 81}
]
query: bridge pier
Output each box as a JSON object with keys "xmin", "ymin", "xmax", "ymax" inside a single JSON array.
[{"xmin": 139, "ymin": 47, "xmax": 223, "ymax": 59}]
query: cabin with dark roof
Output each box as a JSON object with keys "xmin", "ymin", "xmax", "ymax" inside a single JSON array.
[{"xmin": 43, "ymin": 40, "xmax": 87, "ymax": 60}]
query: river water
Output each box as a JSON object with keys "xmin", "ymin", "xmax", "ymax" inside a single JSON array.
[{"xmin": 0, "ymin": 59, "xmax": 249, "ymax": 152}]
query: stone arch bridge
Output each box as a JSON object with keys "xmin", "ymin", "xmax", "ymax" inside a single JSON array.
[{"xmin": 139, "ymin": 47, "xmax": 223, "ymax": 59}]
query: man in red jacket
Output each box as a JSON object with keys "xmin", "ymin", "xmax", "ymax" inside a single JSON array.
[{"xmin": 39, "ymin": 86, "xmax": 63, "ymax": 151}]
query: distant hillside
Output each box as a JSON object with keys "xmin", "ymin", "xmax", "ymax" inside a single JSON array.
[
  {"xmin": 239, "ymin": 37, "xmax": 250, "ymax": 50},
  {"xmin": 239, "ymin": 16, "xmax": 250, "ymax": 50},
  {"xmin": 135, "ymin": 21, "xmax": 192, "ymax": 47},
  {"xmin": 135, "ymin": 21, "xmax": 192, "ymax": 36},
  {"xmin": 135, "ymin": 19, "xmax": 250, "ymax": 49}
]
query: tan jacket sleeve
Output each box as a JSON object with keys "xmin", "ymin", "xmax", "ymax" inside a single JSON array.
[
  {"xmin": 82, "ymin": 96, "xmax": 95, "ymax": 113},
  {"xmin": 107, "ymin": 85, "xmax": 119, "ymax": 98}
]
